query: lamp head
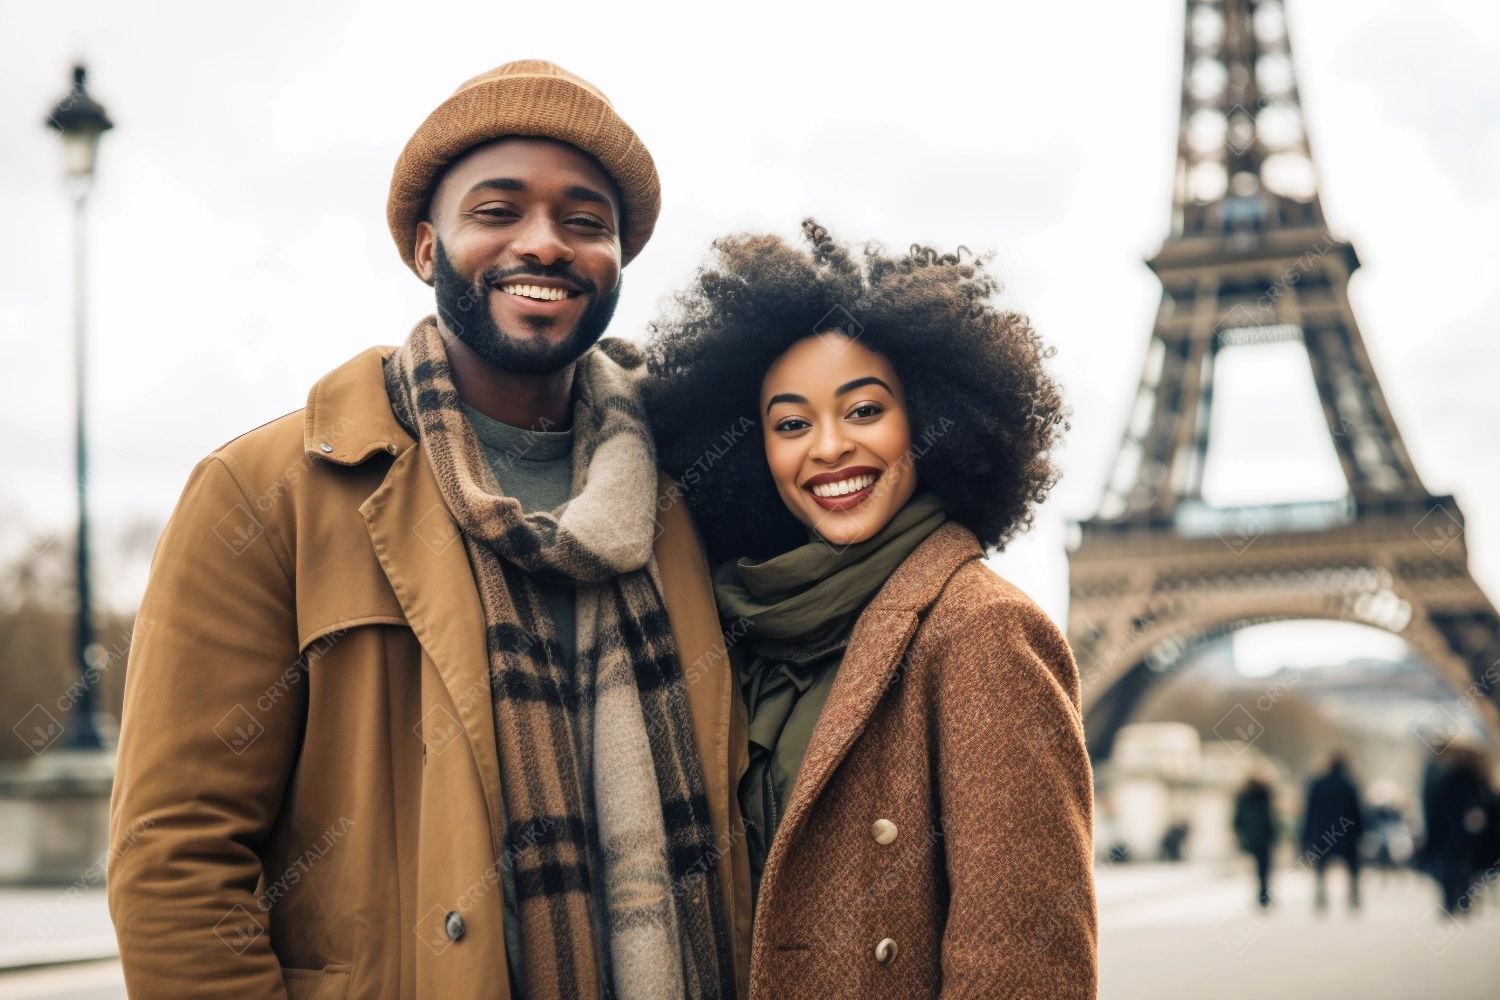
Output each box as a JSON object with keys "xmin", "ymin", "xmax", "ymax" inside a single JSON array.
[{"xmin": 46, "ymin": 65, "xmax": 113, "ymax": 181}]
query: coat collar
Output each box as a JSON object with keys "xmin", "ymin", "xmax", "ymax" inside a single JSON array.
[
  {"xmin": 861, "ymin": 521, "xmax": 984, "ymax": 615},
  {"xmin": 303, "ymin": 345, "xmax": 413, "ymax": 465},
  {"xmin": 767, "ymin": 523, "xmax": 984, "ymax": 857}
]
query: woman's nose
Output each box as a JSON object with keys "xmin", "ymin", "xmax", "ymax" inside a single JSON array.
[{"xmin": 808, "ymin": 420, "xmax": 853, "ymax": 464}]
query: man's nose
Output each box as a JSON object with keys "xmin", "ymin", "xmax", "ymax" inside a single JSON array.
[{"xmin": 508, "ymin": 212, "xmax": 574, "ymax": 267}]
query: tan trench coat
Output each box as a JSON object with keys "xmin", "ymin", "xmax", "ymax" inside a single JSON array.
[
  {"xmin": 749, "ymin": 523, "xmax": 1097, "ymax": 999},
  {"xmin": 106, "ymin": 346, "xmax": 752, "ymax": 999}
]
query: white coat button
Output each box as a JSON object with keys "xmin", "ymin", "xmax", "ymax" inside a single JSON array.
[
  {"xmin": 871, "ymin": 818, "xmax": 898, "ymax": 845},
  {"xmin": 444, "ymin": 910, "xmax": 466, "ymax": 942},
  {"xmin": 875, "ymin": 937, "xmax": 898, "ymax": 964},
  {"xmin": 319, "ymin": 443, "xmax": 333, "ymax": 453}
]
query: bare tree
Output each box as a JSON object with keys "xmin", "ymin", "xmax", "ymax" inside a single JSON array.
[{"xmin": 0, "ymin": 519, "xmax": 156, "ymax": 762}]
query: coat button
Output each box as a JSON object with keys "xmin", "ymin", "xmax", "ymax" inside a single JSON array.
[
  {"xmin": 871, "ymin": 818, "xmax": 898, "ymax": 845},
  {"xmin": 319, "ymin": 443, "xmax": 334, "ymax": 453},
  {"xmin": 444, "ymin": 911, "xmax": 466, "ymax": 942},
  {"xmin": 874, "ymin": 937, "xmax": 898, "ymax": 964}
]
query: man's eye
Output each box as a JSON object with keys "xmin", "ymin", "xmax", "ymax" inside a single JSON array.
[
  {"xmin": 475, "ymin": 207, "xmax": 519, "ymax": 220},
  {"xmin": 567, "ymin": 216, "xmax": 607, "ymax": 230}
]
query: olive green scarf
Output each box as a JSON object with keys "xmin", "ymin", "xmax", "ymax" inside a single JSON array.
[
  {"xmin": 713, "ymin": 493, "xmax": 948, "ymax": 647},
  {"xmin": 712, "ymin": 493, "xmax": 946, "ymax": 899}
]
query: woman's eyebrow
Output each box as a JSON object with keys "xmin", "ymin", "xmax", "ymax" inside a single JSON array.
[
  {"xmin": 765, "ymin": 392, "xmax": 808, "ymax": 414},
  {"xmin": 836, "ymin": 376, "xmax": 892, "ymax": 395}
]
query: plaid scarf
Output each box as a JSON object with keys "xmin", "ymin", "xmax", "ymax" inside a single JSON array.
[{"xmin": 385, "ymin": 318, "xmax": 731, "ymax": 1000}]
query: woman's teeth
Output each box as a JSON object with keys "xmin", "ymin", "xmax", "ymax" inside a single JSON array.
[
  {"xmin": 810, "ymin": 473, "xmax": 877, "ymax": 498},
  {"xmin": 501, "ymin": 284, "xmax": 573, "ymax": 301}
]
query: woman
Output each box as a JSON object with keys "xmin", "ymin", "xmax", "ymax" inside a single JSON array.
[{"xmin": 643, "ymin": 221, "xmax": 1096, "ymax": 998}]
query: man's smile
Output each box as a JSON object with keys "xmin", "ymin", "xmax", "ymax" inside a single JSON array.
[
  {"xmin": 500, "ymin": 283, "xmax": 576, "ymax": 301},
  {"xmin": 496, "ymin": 275, "xmax": 582, "ymax": 302}
]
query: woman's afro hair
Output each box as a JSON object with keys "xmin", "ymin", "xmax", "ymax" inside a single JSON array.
[{"xmin": 642, "ymin": 219, "xmax": 1069, "ymax": 564}]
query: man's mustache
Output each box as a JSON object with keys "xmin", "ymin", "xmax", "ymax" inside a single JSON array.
[{"xmin": 479, "ymin": 262, "xmax": 597, "ymax": 296}]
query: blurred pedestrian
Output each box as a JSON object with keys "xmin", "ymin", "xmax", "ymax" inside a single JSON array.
[
  {"xmin": 1424, "ymin": 745, "xmax": 1497, "ymax": 915},
  {"xmin": 1416, "ymin": 734, "xmax": 1450, "ymax": 877},
  {"xmin": 1159, "ymin": 821, "xmax": 1189, "ymax": 862},
  {"xmin": 1301, "ymin": 754, "xmax": 1364, "ymax": 911},
  {"xmin": 1233, "ymin": 774, "xmax": 1277, "ymax": 907}
]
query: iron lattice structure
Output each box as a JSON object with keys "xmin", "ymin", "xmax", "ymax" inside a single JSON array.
[{"xmin": 1068, "ymin": 0, "xmax": 1499, "ymax": 757}]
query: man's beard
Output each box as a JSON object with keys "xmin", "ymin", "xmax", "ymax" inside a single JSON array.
[{"xmin": 431, "ymin": 240, "xmax": 621, "ymax": 375}]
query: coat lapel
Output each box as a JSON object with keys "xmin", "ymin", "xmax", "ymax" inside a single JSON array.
[
  {"xmin": 766, "ymin": 524, "xmax": 983, "ymax": 853},
  {"xmin": 306, "ymin": 344, "xmax": 505, "ymax": 859},
  {"xmin": 772, "ymin": 607, "xmax": 921, "ymax": 843},
  {"xmin": 362, "ymin": 444, "xmax": 504, "ymax": 859}
]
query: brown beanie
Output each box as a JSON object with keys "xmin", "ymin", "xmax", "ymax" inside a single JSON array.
[{"xmin": 387, "ymin": 60, "xmax": 660, "ymax": 275}]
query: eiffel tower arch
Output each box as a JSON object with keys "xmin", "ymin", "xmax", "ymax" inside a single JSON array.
[{"xmin": 1067, "ymin": 0, "xmax": 1500, "ymax": 759}]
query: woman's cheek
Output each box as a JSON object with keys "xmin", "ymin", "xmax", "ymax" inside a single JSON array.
[
  {"xmin": 873, "ymin": 414, "xmax": 912, "ymax": 479},
  {"xmin": 764, "ymin": 435, "xmax": 808, "ymax": 516},
  {"xmin": 764, "ymin": 433, "xmax": 788, "ymax": 487}
]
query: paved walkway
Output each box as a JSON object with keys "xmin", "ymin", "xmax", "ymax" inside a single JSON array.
[
  {"xmin": 0, "ymin": 887, "xmax": 116, "ymax": 971},
  {"xmin": 0, "ymin": 959, "xmax": 121, "ymax": 1000},
  {"xmin": 1, "ymin": 861, "xmax": 1496, "ymax": 997},
  {"xmin": 1098, "ymin": 861, "xmax": 1500, "ymax": 1000}
]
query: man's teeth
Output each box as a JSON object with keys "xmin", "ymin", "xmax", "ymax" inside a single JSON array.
[
  {"xmin": 810, "ymin": 473, "xmax": 877, "ymax": 499},
  {"xmin": 501, "ymin": 284, "xmax": 573, "ymax": 301}
]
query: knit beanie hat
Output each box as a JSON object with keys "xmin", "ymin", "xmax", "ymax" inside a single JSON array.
[{"xmin": 387, "ymin": 60, "xmax": 660, "ymax": 275}]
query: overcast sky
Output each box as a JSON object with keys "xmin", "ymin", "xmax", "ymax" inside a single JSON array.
[{"xmin": 2, "ymin": 0, "xmax": 1497, "ymax": 625}]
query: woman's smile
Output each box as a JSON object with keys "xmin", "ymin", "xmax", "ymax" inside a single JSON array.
[{"xmin": 803, "ymin": 466, "xmax": 881, "ymax": 509}]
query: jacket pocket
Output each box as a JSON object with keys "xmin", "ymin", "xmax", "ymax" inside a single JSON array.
[{"xmin": 282, "ymin": 962, "xmax": 352, "ymax": 1000}]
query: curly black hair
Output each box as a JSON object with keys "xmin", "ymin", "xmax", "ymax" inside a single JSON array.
[{"xmin": 642, "ymin": 219, "xmax": 1068, "ymax": 564}]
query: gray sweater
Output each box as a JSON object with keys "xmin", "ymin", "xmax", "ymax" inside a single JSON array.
[{"xmin": 462, "ymin": 402, "xmax": 577, "ymax": 665}]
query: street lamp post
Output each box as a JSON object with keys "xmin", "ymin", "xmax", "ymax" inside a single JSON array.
[{"xmin": 46, "ymin": 65, "xmax": 113, "ymax": 751}]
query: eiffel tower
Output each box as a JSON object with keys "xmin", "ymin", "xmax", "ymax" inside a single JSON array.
[{"xmin": 1067, "ymin": 0, "xmax": 1500, "ymax": 758}]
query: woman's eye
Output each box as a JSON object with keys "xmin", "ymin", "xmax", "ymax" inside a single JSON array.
[
  {"xmin": 775, "ymin": 417, "xmax": 811, "ymax": 432},
  {"xmin": 849, "ymin": 403, "xmax": 884, "ymax": 420}
]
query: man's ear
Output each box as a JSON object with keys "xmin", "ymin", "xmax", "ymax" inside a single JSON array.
[{"xmin": 413, "ymin": 220, "xmax": 437, "ymax": 285}]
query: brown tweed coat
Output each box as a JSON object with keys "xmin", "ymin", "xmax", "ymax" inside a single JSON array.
[{"xmin": 749, "ymin": 522, "xmax": 1096, "ymax": 999}]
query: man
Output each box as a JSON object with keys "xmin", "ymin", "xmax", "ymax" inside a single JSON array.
[
  {"xmin": 107, "ymin": 61, "xmax": 750, "ymax": 999},
  {"xmin": 1299, "ymin": 753, "xmax": 1365, "ymax": 913}
]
